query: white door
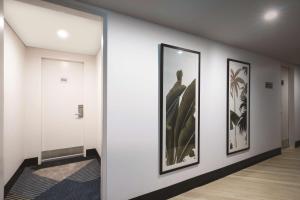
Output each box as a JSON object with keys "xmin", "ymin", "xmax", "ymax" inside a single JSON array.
[
  {"xmin": 281, "ymin": 67, "xmax": 289, "ymax": 148},
  {"xmin": 42, "ymin": 58, "xmax": 84, "ymax": 151}
]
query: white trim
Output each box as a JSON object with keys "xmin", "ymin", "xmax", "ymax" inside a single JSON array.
[{"xmin": 281, "ymin": 65, "xmax": 296, "ymax": 149}]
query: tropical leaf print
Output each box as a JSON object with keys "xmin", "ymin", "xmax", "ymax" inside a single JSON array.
[
  {"xmin": 229, "ymin": 66, "xmax": 248, "ymax": 148},
  {"xmin": 166, "ymin": 70, "xmax": 196, "ymax": 165}
]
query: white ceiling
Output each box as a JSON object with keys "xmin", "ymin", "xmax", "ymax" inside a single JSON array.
[
  {"xmin": 4, "ymin": 0, "xmax": 102, "ymax": 55},
  {"xmin": 78, "ymin": 0, "xmax": 300, "ymax": 65}
]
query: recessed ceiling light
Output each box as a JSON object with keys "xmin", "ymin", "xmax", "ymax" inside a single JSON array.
[
  {"xmin": 57, "ymin": 29, "xmax": 69, "ymax": 39},
  {"xmin": 177, "ymin": 50, "xmax": 183, "ymax": 54},
  {"xmin": 264, "ymin": 9, "xmax": 279, "ymax": 21}
]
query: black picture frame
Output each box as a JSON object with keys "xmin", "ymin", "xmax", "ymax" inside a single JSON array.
[
  {"xmin": 159, "ymin": 43, "xmax": 200, "ymax": 174},
  {"xmin": 226, "ymin": 58, "xmax": 251, "ymax": 155}
]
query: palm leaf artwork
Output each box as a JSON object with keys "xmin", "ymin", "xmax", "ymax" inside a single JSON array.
[
  {"xmin": 230, "ymin": 110, "xmax": 239, "ymax": 130},
  {"xmin": 240, "ymin": 83, "xmax": 248, "ymax": 98},
  {"xmin": 229, "ymin": 67, "xmax": 248, "ymax": 149},
  {"xmin": 242, "ymin": 66, "xmax": 248, "ymax": 75},
  {"xmin": 166, "ymin": 70, "xmax": 196, "ymax": 165},
  {"xmin": 238, "ymin": 91, "xmax": 248, "ymax": 144}
]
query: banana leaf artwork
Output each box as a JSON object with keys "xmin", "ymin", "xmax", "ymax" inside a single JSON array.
[
  {"xmin": 227, "ymin": 59, "xmax": 250, "ymax": 155},
  {"xmin": 160, "ymin": 44, "xmax": 200, "ymax": 174}
]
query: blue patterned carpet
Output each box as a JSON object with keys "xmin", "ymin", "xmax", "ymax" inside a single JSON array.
[{"xmin": 5, "ymin": 159, "xmax": 100, "ymax": 200}]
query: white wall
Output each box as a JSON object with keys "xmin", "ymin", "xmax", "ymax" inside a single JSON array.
[
  {"xmin": 294, "ymin": 67, "xmax": 300, "ymax": 142},
  {"xmin": 96, "ymin": 49, "xmax": 102, "ymax": 156},
  {"xmin": 3, "ymin": 22, "xmax": 25, "ymax": 184},
  {"xmin": 105, "ymin": 12, "xmax": 282, "ymax": 200},
  {"xmin": 24, "ymin": 47, "xmax": 99, "ymax": 160},
  {"xmin": 0, "ymin": 0, "xmax": 4, "ymax": 198}
]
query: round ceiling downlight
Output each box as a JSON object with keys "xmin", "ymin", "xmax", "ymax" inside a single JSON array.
[
  {"xmin": 56, "ymin": 29, "xmax": 69, "ymax": 39},
  {"xmin": 264, "ymin": 10, "xmax": 279, "ymax": 21}
]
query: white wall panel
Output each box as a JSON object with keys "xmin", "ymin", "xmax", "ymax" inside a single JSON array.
[
  {"xmin": 106, "ymin": 11, "xmax": 282, "ymax": 200},
  {"xmin": 294, "ymin": 68, "xmax": 300, "ymax": 141},
  {"xmin": 0, "ymin": 0, "xmax": 4, "ymax": 198},
  {"xmin": 3, "ymin": 22, "xmax": 25, "ymax": 184},
  {"xmin": 96, "ymin": 49, "xmax": 102, "ymax": 156}
]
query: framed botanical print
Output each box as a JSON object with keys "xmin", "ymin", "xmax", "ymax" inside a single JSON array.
[
  {"xmin": 227, "ymin": 59, "xmax": 250, "ymax": 155},
  {"xmin": 160, "ymin": 43, "xmax": 200, "ymax": 174}
]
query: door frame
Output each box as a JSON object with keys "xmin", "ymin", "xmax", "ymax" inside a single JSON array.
[
  {"xmin": 280, "ymin": 66, "xmax": 290, "ymax": 148},
  {"xmin": 0, "ymin": 1, "xmax": 4, "ymax": 199},
  {"xmin": 42, "ymin": 1, "xmax": 107, "ymax": 200},
  {"xmin": 16, "ymin": 0, "xmax": 107, "ymax": 199},
  {"xmin": 281, "ymin": 65, "xmax": 295, "ymax": 149},
  {"xmin": 41, "ymin": 57, "xmax": 86, "ymax": 160}
]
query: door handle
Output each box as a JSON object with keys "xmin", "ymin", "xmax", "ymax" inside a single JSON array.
[{"xmin": 75, "ymin": 104, "xmax": 84, "ymax": 119}]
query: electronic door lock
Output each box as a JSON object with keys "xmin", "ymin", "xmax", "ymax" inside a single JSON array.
[{"xmin": 75, "ymin": 104, "xmax": 84, "ymax": 118}]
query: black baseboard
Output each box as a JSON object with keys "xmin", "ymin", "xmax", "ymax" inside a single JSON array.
[
  {"xmin": 131, "ymin": 148, "xmax": 281, "ymax": 200},
  {"xmin": 4, "ymin": 157, "xmax": 38, "ymax": 197},
  {"xmin": 296, "ymin": 140, "xmax": 300, "ymax": 148},
  {"xmin": 86, "ymin": 148, "xmax": 101, "ymax": 163}
]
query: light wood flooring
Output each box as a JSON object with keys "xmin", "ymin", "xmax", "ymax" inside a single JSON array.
[{"xmin": 170, "ymin": 148, "xmax": 300, "ymax": 200}]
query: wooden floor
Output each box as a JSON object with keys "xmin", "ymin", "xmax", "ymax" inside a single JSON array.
[{"xmin": 170, "ymin": 148, "xmax": 300, "ymax": 200}]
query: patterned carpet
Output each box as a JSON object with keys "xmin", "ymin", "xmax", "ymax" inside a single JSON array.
[{"xmin": 5, "ymin": 159, "xmax": 100, "ymax": 200}]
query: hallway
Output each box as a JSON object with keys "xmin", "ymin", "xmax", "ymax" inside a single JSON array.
[
  {"xmin": 171, "ymin": 148, "xmax": 300, "ymax": 200},
  {"xmin": 2, "ymin": 1, "xmax": 300, "ymax": 199}
]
